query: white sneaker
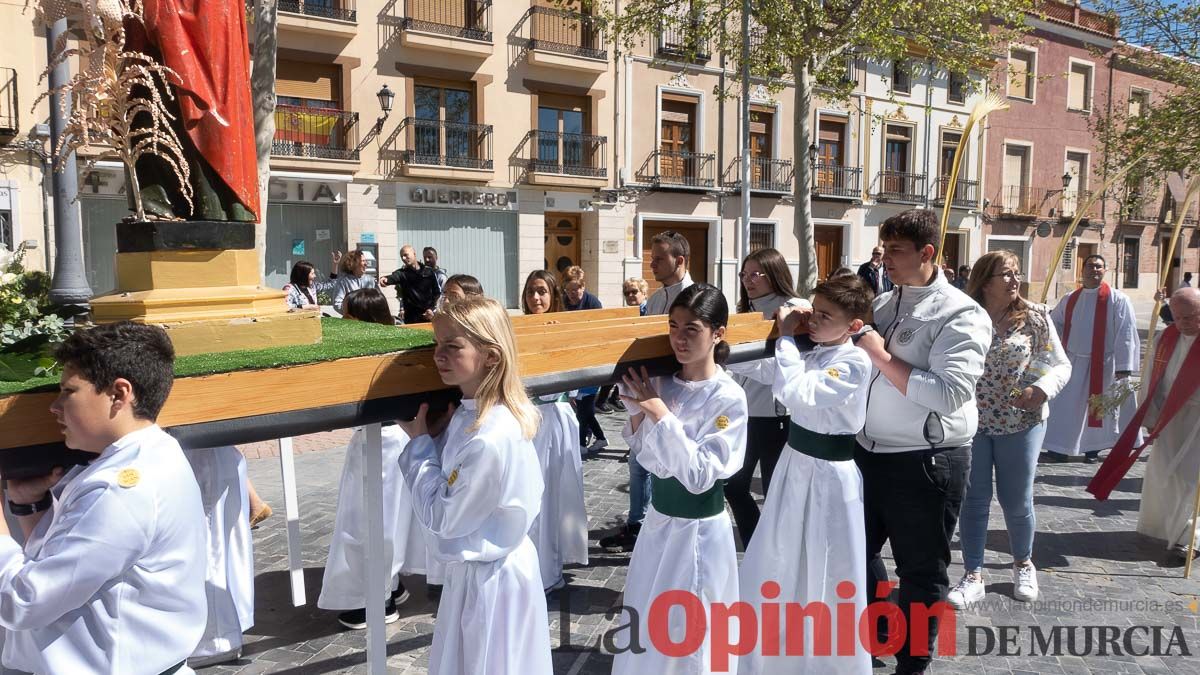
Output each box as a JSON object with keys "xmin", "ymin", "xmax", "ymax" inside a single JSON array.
[
  {"xmin": 587, "ymin": 437, "xmax": 608, "ymax": 453},
  {"xmin": 1013, "ymin": 562, "xmax": 1039, "ymax": 602},
  {"xmin": 947, "ymin": 572, "xmax": 985, "ymax": 609}
]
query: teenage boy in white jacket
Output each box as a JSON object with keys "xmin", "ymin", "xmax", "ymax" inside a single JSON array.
[{"xmin": 854, "ymin": 209, "xmax": 992, "ymax": 675}]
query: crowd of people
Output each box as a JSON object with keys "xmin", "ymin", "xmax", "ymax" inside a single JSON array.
[{"xmin": 2, "ymin": 208, "xmax": 1197, "ymax": 674}]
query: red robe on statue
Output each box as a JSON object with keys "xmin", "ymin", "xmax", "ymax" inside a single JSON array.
[{"xmin": 128, "ymin": 0, "xmax": 261, "ymax": 221}]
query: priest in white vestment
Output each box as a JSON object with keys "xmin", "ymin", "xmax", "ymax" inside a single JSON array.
[
  {"xmin": 1135, "ymin": 289, "xmax": 1200, "ymax": 559},
  {"xmin": 1044, "ymin": 254, "xmax": 1141, "ymax": 462}
]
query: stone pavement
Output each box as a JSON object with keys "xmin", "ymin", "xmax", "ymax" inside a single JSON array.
[{"xmin": 203, "ymin": 412, "xmax": 1200, "ymax": 675}]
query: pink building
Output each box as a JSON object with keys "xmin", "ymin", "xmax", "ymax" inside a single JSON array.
[{"xmin": 982, "ymin": 0, "xmax": 1196, "ymax": 303}]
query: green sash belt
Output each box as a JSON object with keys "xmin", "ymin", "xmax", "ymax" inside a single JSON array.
[
  {"xmin": 788, "ymin": 422, "xmax": 857, "ymax": 462},
  {"xmin": 650, "ymin": 475, "xmax": 726, "ymax": 519}
]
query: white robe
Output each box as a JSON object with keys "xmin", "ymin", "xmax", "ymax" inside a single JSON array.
[
  {"xmin": 611, "ymin": 371, "xmax": 748, "ymax": 675},
  {"xmin": 529, "ymin": 397, "xmax": 588, "ymax": 590},
  {"xmin": 319, "ymin": 425, "xmax": 427, "ymax": 609},
  {"xmin": 1137, "ymin": 333, "xmax": 1200, "ymax": 548},
  {"xmin": 738, "ymin": 338, "xmax": 871, "ymax": 675},
  {"xmin": 183, "ymin": 446, "xmax": 255, "ymax": 659},
  {"xmin": 1044, "ymin": 286, "xmax": 1141, "ymax": 455},
  {"xmin": 399, "ymin": 399, "xmax": 552, "ymax": 675},
  {"xmin": 0, "ymin": 425, "xmax": 207, "ymax": 675}
]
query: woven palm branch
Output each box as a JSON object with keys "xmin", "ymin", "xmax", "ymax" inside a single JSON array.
[{"xmin": 937, "ymin": 92, "xmax": 1008, "ymax": 263}]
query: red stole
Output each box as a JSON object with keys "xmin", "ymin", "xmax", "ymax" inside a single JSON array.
[
  {"xmin": 1062, "ymin": 282, "xmax": 1111, "ymax": 427},
  {"xmin": 1088, "ymin": 325, "xmax": 1200, "ymax": 500}
]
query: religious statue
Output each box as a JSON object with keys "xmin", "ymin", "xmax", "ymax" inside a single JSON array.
[{"xmin": 36, "ymin": 0, "xmax": 259, "ymax": 223}]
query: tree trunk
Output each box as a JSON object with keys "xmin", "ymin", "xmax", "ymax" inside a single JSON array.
[
  {"xmin": 792, "ymin": 57, "xmax": 818, "ymax": 296},
  {"xmin": 251, "ymin": 0, "xmax": 278, "ymax": 284}
]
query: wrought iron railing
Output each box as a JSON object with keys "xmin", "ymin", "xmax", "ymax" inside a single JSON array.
[
  {"xmin": 529, "ymin": 131, "xmax": 607, "ymax": 178},
  {"xmin": 0, "ymin": 67, "xmax": 16, "ymax": 136},
  {"xmin": 656, "ymin": 21, "xmax": 710, "ymax": 60},
  {"xmin": 278, "ymin": 0, "xmax": 356, "ymax": 22},
  {"xmin": 272, "ymin": 105, "xmax": 359, "ymax": 160},
  {"xmin": 528, "ymin": 6, "xmax": 606, "ymax": 61},
  {"xmin": 991, "ymin": 185, "xmax": 1043, "ymax": 217},
  {"xmin": 875, "ymin": 170, "xmax": 927, "ymax": 203},
  {"xmin": 812, "ymin": 164, "xmax": 861, "ymax": 199},
  {"xmin": 400, "ymin": 117, "xmax": 493, "ymax": 170},
  {"xmin": 727, "ymin": 156, "xmax": 792, "ymax": 193},
  {"xmin": 637, "ymin": 150, "xmax": 716, "ymax": 189},
  {"xmin": 1059, "ymin": 190, "xmax": 1099, "ymax": 219},
  {"xmin": 399, "ymin": 0, "xmax": 491, "ymax": 41},
  {"xmin": 934, "ymin": 177, "xmax": 979, "ymax": 209}
]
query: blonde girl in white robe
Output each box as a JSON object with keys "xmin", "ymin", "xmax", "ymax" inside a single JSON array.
[
  {"xmin": 737, "ymin": 276, "xmax": 875, "ymax": 675},
  {"xmin": 183, "ymin": 446, "xmax": 254, "ymax": 668},
  {"xmin": 612, "ymin": 283, "xmax": 748, "ymax": 675},
  {"xmin": 398, "ymin": 295, "xmax": 552, "ymax": 675},
  {"xmin": 318, "ymin": 424, "xmax": 427, "ymax": 628}
]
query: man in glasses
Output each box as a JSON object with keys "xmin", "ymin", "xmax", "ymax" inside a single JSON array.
[
  {"xmin": 1044, "ymin": 254, "xmax": 1140, "ymax": 464},
  {"xmin": 857, "ymin": 245, "xmax": 894, "ymax": 296},
  {"xmin": 854, "ymin": 209, "xmax": 991, "ymax": 675}
]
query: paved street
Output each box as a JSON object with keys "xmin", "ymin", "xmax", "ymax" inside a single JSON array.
[{"xmin": 204, "ymin": 412, "xmax": 1200, "ymax": 675}]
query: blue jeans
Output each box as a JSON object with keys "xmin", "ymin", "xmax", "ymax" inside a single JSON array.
[
  {"xmin": 959, "ymin": 423, "xmax": 1045, "ymax": 571},
  {"xmin": 629, "ymin": 454, "xmax": 653, "ymax": 525}
]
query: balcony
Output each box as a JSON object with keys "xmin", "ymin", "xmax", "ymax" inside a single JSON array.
[
  {"xmin": 874, "ymin": 171, "xmax": 927, "ymax": 204},
  {"xmin": 812, "ymin": 164, "xmax": 862, "ymax": 200},
  {"xmin": 636, "ymin": 150, "xmax": 716, "ymax": 190},
  {"xmin": 257, "ymin": 0, "xmax": 357, "ymax": 39},
  {"xmin": 393, "ymin": 0, "xmax": 493, "ymax": 56},
  {"xmin": 1059, "ymin": 190, "xmax": 1100, "ymax": 221},
  {"xmin": 725, "ymin": 157, "xmax": 793, "ymax": 194},
  {"xmin": 933, "ymin": 177, "xmax": 979, "ymax": 209},
  {"xmin": 279, "ymin": 0, "xmax": 355, "ymax": 21},
  {"xmin": 526, "ymin": 131, "xmax": 608, "ymax": 188},
  {"xmin": 656, "ymin": 22, "xmax": 710, "ymax": 61},
  {"xmin": 0, "ymin": 67, "xmax": 15, "ymax": 142},
  {"xmin": 525, "ymin": 6, "xmax": 608, "ymax": 73},
  {"xmin": 397, "ymin": 117, "xmax": 494, "ymax": 179},
  {"xmin": 271, "ymin": 105, "xmax": 359, "ymax": 163}
]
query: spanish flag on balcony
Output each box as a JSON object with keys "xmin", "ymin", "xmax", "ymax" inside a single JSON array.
[{"xmin": 274, "ymin": 107, "xmax": 341, "ymax": 146}]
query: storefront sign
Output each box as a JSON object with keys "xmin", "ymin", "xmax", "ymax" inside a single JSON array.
[
  {"xmin": 268, "ymin": 179, "xmax": 345, "ymax": 203},
  {"xmin": 397, "ymin": 185, "xmax": 518, "ymax": 210}
]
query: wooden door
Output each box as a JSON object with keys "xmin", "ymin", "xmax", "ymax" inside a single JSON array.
[
  {"xmin": 1075, "ymin": 243, "xmax": 1098, "ymax": 285},
  {"xmin": 641, "ymin": 221, "xmax": 708, "ymax": 294},
  {"xmin": 749, "ymin": 109, "xmax": 772, "ymax": 186},
  {"xmin": 660, "ymin": 98, "xmax": 695, "ymax": 181},
  {"xmin": 1159, "ymin": 235, "xmax": 1180, "ymax": 291},
  {"xmin": 544, "ymin": 213, "xmax": 580, "ymax": 277},
  {"xmin": 817, "ymin": 119, "xmax": 845, "ymax": 192},
  {"xmin": 814, "ymin": 225, "xmax": 843, "ymax": 280},
  {"xmin": 942, "ymin": 232, "xmax": 963, "ymax": 272}
]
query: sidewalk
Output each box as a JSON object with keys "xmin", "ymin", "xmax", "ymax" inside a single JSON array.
[{"xmin": 213, "ymin": 415, "xmax": 1200, "ymax": 674}]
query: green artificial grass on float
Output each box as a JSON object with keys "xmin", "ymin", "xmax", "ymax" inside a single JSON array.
[{"xmin": 0, "ymin": 318, "xmax": 435, "ymax": 397}]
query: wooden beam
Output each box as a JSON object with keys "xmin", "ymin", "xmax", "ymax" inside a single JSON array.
[{"xmin": 509, "ymin": 306, "xmax": 640, "ymax": 327}]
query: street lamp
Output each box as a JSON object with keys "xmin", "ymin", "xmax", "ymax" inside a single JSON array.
[
  {"xmin": 808, "ymin": 142, "xmax": 819, "ymax": 169},
  {"xmin": 376, "ymin": 84, "xmax": 395, "ymax": 117},
  {"xmin": 1061, "ymin": 172, "xmax": 1073, "ymax": 189}
]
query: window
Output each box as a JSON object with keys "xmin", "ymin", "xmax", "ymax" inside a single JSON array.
[
  {"xmin": 883, "ymin": 124, "xmax": 912, "ymax": 173},
  {"xmin": 660, "ymin": 94, "xmax": 698, "ymax": 180},
  {"xmin": 0, "ymin": 209, "xmax": 11, "ymax": 252},
  {"xmin": 536, "ymin": 93, "xmax": 588, "ymax": 172},
  {"xmin": 1129, "ymin": 89, "xmax": 1149, "ymax": 117},
  {"xmin": 1003, "ymin": 143, "xmax": 1031, "ymax": 213},
  {"xmin": 1122, "ymin": 237, "xmax": 1139, "ymax": 288},
  {"xmin": 938, "ymin": 130, "xmax": 964, "ymax": 202},
  {"xmin": 948, "ymin": 71, "xmax": 967, "ymax": 104},
  {"xmin": 1062, "ymin": 240, "xmax": 1075, "ymax": 270},
  {"xmin": 987, "ymin": 238, "xmax": 1030, "ymax": 274},
  {"xmin": 1068, "ymin": 61, "xmax": 1093, "ymax": 112},
  {"xmin": 414, "ymin": 83, "xmax": 476, "ymax": 163},
  {"xmin": 815, "ymin": 117, "xmax": 848, "ymax": 194},
  {"xmin": 1007, "ymin": 49, "xmax": 1035, "ymax": 100},
  {"xmin": 892, "ymin": 59, "xmax": 911, "ymax": 95},
  {"xmin": 1063, "ymin": 151, "xmax": 1089, "ymax": 216},
  {"xmin": 749, "ymin": 222, "xmax": 774, "ymax": 252}
]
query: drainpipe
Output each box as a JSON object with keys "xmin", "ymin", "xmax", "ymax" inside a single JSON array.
[
  {"xmin": 718, "ymin": 40, "xmax": 726, "ymax": 296},
  {"xmin": 921, "ymin": 57, "xmax": 933, "ymax": 209}
]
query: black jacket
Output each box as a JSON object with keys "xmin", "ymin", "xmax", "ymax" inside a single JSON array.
[{"xmin": 384, "ymin": 264, "xmax": 441, "ymax": 323}]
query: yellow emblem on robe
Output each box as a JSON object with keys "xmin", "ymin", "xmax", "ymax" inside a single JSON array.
[
  {"xmin": 826, "ymin": 368, "xmax": 841, "ymax": 379},
  {"xmin": 117, "ymin": 468, "xmax": 140, "ymax": 488},
  {"xmin": 447, "ymin": 468, "xmax": 459, "ymax": 487},
  {"xmin": 715, "ymin": 415, "xmax": 730, "ymax": 431}
]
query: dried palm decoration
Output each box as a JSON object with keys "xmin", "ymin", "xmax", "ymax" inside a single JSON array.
[
  {"xmin": 31, "ymin": 0, "xmax": 192, "ymax": 221},
  {"xmin": 937, "ymin": 93, "xmax": 1008, "ymax": 264}
]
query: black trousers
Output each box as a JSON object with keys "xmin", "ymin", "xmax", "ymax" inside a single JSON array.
[
  {"xmin": 724, "ymin": 416, "xmax": 789, "ymax": 547},
  {"xmin": 856, "ymin": 443, "xmax": 971, "ymax": 675},
  {"xmin": 576, "ymin": 394, "xmax": 606, "ymax": 445}
]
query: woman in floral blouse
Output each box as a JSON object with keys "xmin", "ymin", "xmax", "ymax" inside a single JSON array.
[{"xmin": 949, "ymin": 251, "xmax": 1071, "ymax": 608}]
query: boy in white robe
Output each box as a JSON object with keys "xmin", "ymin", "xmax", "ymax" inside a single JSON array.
[
  {"xmin": 530, "ymin": 393, "xmax": 588, "ymax": 592},
  {"xmin": 183, "ymin": 446, "xmax": 255, "ymax": 668},
  {"xmin": 738, "ymin": 275, "xmax": 874, "ymax": 675},
  {"xmin": 319, "ymin": 424, "xmax": 426, "ymax": 629},
  {"xmin": 612, "ymin": 284, "xmax": 748, "ymax": 675},
  {"xmin": 398, "ymin": 296, "xmax": 552, "ymax": 675},
  {"xmin": 0, "ymin": 322, "xmax": 206, "ymax": 674}
]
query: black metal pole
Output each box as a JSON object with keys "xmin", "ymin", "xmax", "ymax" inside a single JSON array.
[{"xmin": 45, "ymin": 18, "xmax": 93, "ymax": 310}]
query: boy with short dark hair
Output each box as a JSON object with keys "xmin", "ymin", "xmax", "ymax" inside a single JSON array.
[
  {"xmin": 738, "ymin": 273, "xmax": 876, "ymax": 673},
  {"xmin": 0, "ymin": 321, "xmax": 207, "ymax": 674}
]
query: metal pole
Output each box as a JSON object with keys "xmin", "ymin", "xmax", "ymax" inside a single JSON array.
[
  {"xmin": 45, "ymin": 18, "xmax": 92, "ymax": 308},
  {"xmin": 739, "ymin": 0, "xmax": 752, "ymax": 260}
]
